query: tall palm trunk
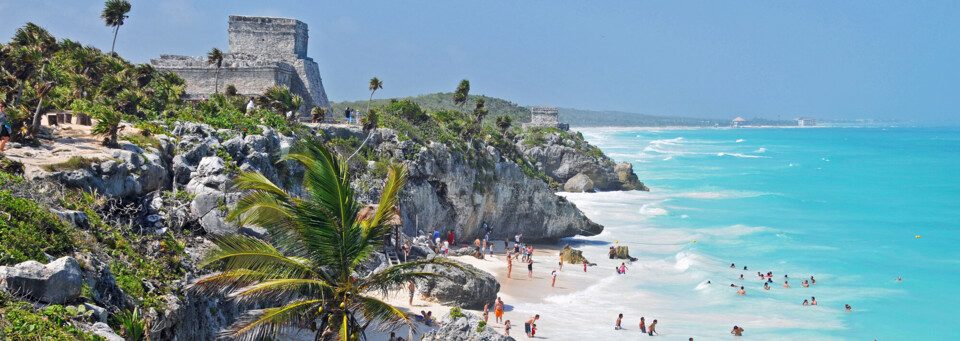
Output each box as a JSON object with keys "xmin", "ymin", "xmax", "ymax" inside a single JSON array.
[
  {"xmin": 362, "ymin": 90, "xmax": 376, "ymax": 126},
  {"xmin": 30, "ymin": 64, "xmax": 47, "ymax": 132},
  {"xmin": 110, "ymin": 26, "xmax": 119, "ymax": 53}
]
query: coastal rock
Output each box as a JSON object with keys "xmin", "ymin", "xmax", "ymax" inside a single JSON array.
[
  {"xmin": 420, "ymin": 311, "xmax": 515, "ymax": 341},
  {"xmin": 75, "ymin": 252, "xmax": 129, "ymax": 310},
  {"xmin": 27, "ymin": 144, "xmax": 169, "ymax": 199},
  {"xmin": 0, "ymin": 257, "xmax": 82, "ymax": 304},
  {"xmin": 415, "ymin": 259, "xmax": 499, "ymax": 310},
  {"xmin": 615, "ymin": 162, "xmax": 648, "ymax": 191},
  {"xmin": 53, "ymin": 209, "xmax": 90, "ymax": 230},
  {"xmin": 560, "ymin": 244, "xmax": 588, "ymax": 265},
  {"xmin": 516, "ymin": 129, "xmax": 647, "ymax": 192},
  {"xmin": 563, "ymin": 173, "xmax": 595, "ymax": 192},
  {"xmin": 613, "ymin": 246, "xmax": 637, "ymax": 261}
]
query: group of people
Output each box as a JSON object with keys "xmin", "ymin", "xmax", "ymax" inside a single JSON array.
[
  {"xmin": 727, "ymin": 263, "xmax": 855, "ymax": 313},
  {"xmin": 613, "ymin": 314, "xmax": 659, "ymax": 336},
  {"xmin": 343, "ymin": 107, "xmax": 359, "ymax": 125},
  {"xmin": 482, "ymin": 298, "xmax": 510, "ymax": 335}
]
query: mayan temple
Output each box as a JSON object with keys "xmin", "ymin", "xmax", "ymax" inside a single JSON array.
[{"xmin": 151, "ymin": 15, "xmax": 331, "ymax": 116}]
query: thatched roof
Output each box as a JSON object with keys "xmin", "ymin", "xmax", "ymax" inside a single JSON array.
[{"xmin": 355, "ymin": 205, "xmax": 402, "ymax": 225}]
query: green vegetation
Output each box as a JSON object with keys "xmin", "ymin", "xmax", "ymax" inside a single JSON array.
[
  {"xmin": 101, "ymin": 0, "xmax": 131, "ymax": 54},
  {"xmin": 333, "ymin": 93, "xmax": 531, "ymax": 124},
  {"xmin": 207, "ymin": 47, "xmax": 223, "ymax": 94},
  {"xmin": 113, "ymin": 308, "xmax": 146, "ymax": 341},
  {"xmin": 191, "ymin": 139, "xmax": 471, "ymax": 340},
  {"xmin": 477, "ymin": 320, "xmax": 487, "ymax": 332},
  {"xmin": 0, "ymin": 293, "xmax": 104, "ymax": 340},
  {"xmin": 120, "ymin": 130, "xmax": 161, "ymax": 150},
  {"xmin": 448, "ymin": 307, "xmax": 466, "ymax": 319},
  {"xmin": 0, "ymin": 188, "xmax": 77, "ymax": 264},
  {"xmin": 42, "ymin": 156, "xmax": 104, "ymax": 172}
]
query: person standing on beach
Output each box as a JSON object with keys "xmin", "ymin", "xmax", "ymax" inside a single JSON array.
[
  {"xmin": 447, "ymin": 230, "xmax": 455, "ymax": 247},
  {"xmin": 408, "ymin": 281, "xmax": 416, "ymax": 306},
  {"xmin": 558, "ymin": 252, "xmax": 563, "ymax": 271},
  {"xmin": 584, "ymin": 261, "xmax": 588, "ymax": 272},
  {"xmin": 504, "ymin": 320, "xmax": 511, "ymax": 336},
  {"xmin": 527, "ymin": 258, "xmax": 534, "ymax": 279},
  {"xmin": 615, "ymin": 313, "xmax": 623, "ymax": 330},
  {"xmin": 483, "ymin": 302, "xmax": 490, "ymax": 323},
  {"xmin": 639, "ymin": 316, "xmax": 646, "ymax": 334},
  {"xmin": 495, "ymin": 297, "xmax": 505, "ymax": 323},
  {"xmin": 610, "ymin": 247, "xmax": 616, "ymax": 259},
  {"xmin": 474, "ymin": 238, "xmax": 482, "ymax": 258},
  {"xmin": 551, "ymin": 270, "xmax": 557, "ymax": 287},
  {"xmin": 730, "ymin": 325, "xmax": 744, "ymax": 336},
  {"xmin": 525, "ymin": 315, "xmax": 539, "ymax": 338},
  {"xmin": 507, "ymin": 253, "xmax": 513, "ymax": 278},
  {"xmin": 648, "ymin": 319, "xmax": 658, "ymax": 336}
]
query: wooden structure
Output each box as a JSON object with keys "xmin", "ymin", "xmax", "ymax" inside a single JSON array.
[{"xmin": 356, "ymin": 204, "xmax": 405, "ymax": 265}]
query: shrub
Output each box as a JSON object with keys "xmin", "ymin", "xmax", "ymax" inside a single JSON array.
[
  {"xmin": 449, "ymin": 307, "xmax": 466, "ymax": 319},
  {"xmin": 0, "ymin": 190, "xmax": 76, "ymax": 264},
  {"xmin": 42, "ymin": 156, "xmax": 103, "ymax": 172}
]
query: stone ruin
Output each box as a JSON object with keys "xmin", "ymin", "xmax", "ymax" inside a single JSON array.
[
  {"xmin": 151, "ymin": 15, "xmax": 331, "ymax": 118},
  {"xmin": 523, "ymin": 106, "xmax": 569, "ymax": 130}
]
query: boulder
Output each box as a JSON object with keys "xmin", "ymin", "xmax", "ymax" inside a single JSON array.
[
  {"xmin": 615, "ymin": 162, "xmax": 648, "ymax": 191},
  {"xmin": 421, "ymin": 311, "xmax": 515, "ymax": 341},
  {"xmin": 53, "ymin": 209, "xmax": 90, "ymax": 229},
  {"xmin": 560, "ymin": 244, "xmax": 588, "ymax": 265},
  {"xmin": 613, "ymin": 246, "xmax": 637, "ymax": 261},
  {"xmin": 0, "ymin": 257, "xmax": 82, "ymax": 304},
  {"xmin": 88, "ymin": 322, "xmax": 125, "ymax": 341},
  {"xmin": 416, "ymin": 259, "xmax": 499, "ymax": 309},
  {"xmin": 563, "ymin": 173, "xmax": 594, "ymax": 192}
]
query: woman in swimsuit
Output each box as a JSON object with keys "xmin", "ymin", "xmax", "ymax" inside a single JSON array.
[
  {"xmin": 558, "ymin": 252, "xmax": 563, "ymax": 271},
  {"xmin": 504, "ymin": 320, "xmax": 511, "ymax": 336},
  {"xmin": 527, "ymin": 258, "xmax": 533, "ymax": 279},
  {"xmin": 507, "ymin": 253, "xmax": 513, "ymax": 279},
  {"xmin": 483, "ymin": 302, "xmax": 490, "ymax": 323}
]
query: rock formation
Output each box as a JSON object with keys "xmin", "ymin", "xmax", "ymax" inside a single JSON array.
[
  {"xmin": 517, "ymin": 129, "xmax": 648, "ymax": 192},
  {"xmin": 560, "ymin": 244, "xmax": 589, "ymax": 265},
  {"xmin": 420, "ymin": 311, "xmax": 516, "ymax": 341},
  {"xmin": 0, "ymin": 257, "xmax": 83, "ymax": 304},
  {"xmin": 415, "ymin": 259, "xmax": 499, "ymax": 310}
]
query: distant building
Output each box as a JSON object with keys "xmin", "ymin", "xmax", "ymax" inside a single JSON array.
[
  {"xmin": 797, "ymin": 117, "xmax": 817, "ymax": 127},
  {"xmin": 523, "ymin": 106, "xmax": 569, "ymax": 130},
  {"xmin": 732, "ymin": 116, "xmax": 746, "ymax": 127},
  {"xmin": 151, "ymin": 15, "xmax": 331, "ymax": 118}
]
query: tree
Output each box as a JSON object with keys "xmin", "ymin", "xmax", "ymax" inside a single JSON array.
[
  {"xmin": 347, "ymin": 109, "xmax": 378, "ymax": 161},
  {"xmin": 362, "ymin": 77, "xmax": 382, "ymax": 126},
  {"xmin": 452, "ymin": 79, "xmax": 470, "ymax": 108},
  {"xmin": 190, "ymin": 139, "xmax": 469, "ymax": 340},
  {"xmin": 472, "ymin": 97, "xmax": 487, "ymax": 122},
  {"xmin": 100, "ymin": 0, "xmax": 131, "ymax": 54},
  {"xmin": 74, "ymin": 98, "xmax": 121, "ymax": 147},
  {"xmin": 261, "ymin": 86, "xmax": 303, "ymax": 120},
  {"xmin": 495, "ymin": 115, "xmax": 512, "ymax": 133},
  {"xmin": 312, "ymin": 106, "xmax": 327, "ymax": 123},
  {"xmin": 207, "ymin": 47, "xmax": 223, "ymax": 94},
  {"xmin": 10, "ymin": 23, "xmax": 59, "ymax": 134}
]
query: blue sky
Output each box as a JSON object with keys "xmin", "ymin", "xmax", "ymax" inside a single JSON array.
[{"xmin": 1, "ymin": 1, "xmax": 958, "ymax": 121}]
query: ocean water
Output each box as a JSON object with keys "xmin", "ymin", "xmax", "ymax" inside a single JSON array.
[{"xmin": 523, "ymin": 126, "xmax": 960, "ymax": 340}]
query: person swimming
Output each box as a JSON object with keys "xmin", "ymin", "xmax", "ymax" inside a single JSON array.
[
  {"xmin": 783, "ymin": 281, "xmax": 790, "ymax": 288},
  {"xmin": 896, "ymin": 276, "xmax": 903, "ymax": 282},
  {"xmin": 810, "ymin": 276, "xmax": 816, "ymax": 284},
  {"xmin": 845, "ymin": 304, "xmax": 852, "ymax": 312},
  {"xmin": 739, "ymin": 274, "xmax": 744, "ymax": 280},
  {"xmin": 639, "ymin": 316, "xmax": 646, "ymax": 333},
  {"xmin": 743, "ymin": 266, "xmax": 748, "ymax": 270},
  {"xmin": 730, "ymin": 263, "xmax": 736, "ymax": 268},
  {"xmin": 811, "ymin": 297, "xmax": 817, "ymax": 305},
  {"xmin": 802, "ymin": 299, "xmax": 809, "ymax": 306},
  {"xmin": 731, "ymin": 325, "xmax": 744, "ymax": 336},
  {"xmin": 801, "ymin": 280, "xmax": 809, "ymax": 288},
  {"xmin": 737, "ymin": 286, "xmax": 745, "ymax": 295},
  {"xmin": 763, "ymin": 282, "xmax": 770, "ymax": 290}
]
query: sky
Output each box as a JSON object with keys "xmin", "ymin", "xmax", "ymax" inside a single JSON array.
[{"xmin": 1, "ymin": 0, "xmax": 958, "ymax": 122}]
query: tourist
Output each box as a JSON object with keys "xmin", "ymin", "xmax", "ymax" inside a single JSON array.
[
  {"xmin": 610, "ymin": 247, "xmax": 616, "ymax": 259},
  {"xmin": 763, "ymin": 282, "xmax": 770, "ymax": 290},
  {"xmin": 525, "ymin": 315, "xmax": 539, "ymax": 338},
  {"xmin": 402, "ymin": 242, "xmax": 410, "ymax": 262},
  {"xmin": 802, "ymin": 280, "xmax": 809, "ymax": 287},
  {"xmin": 811, "ymin": 297, "xmax": 817, "ymax": 305},
  {"xmin": 810, "ymin": 276, "xmax": 816, "ymax": 285},
  {"xmin": 481, "ymin": 238, "xmax": 487, "ymax": 259},
  {"xmin": 531, "ymin": 324, "xmax": 537, "ymax": 337},
  {"xmin": 620, "ymin": 263, "xmax": 628, "ymax": 274},
  {"xmin": 897, "ymin": 276, "xmax": 902, "ymax": 282},
  {"xmin": 408, "ymin": 281, "xmax": 415, "ymax": 306},
  {"xmin": 802, "ymin": 299, "xmax": 809, "ymax": 306},
  {"xmin": 551, "ymin": 269, "xmax": 557, "ymax": 287},
  {"xmin": 495, "ymin": 297, "xmax": 505, "ymax": 323},
  {"xmin": 639, "ymin": 316, "xmax": 646, "ymax": 334},
  {"xmin": 504, "ymin": 238, "xmax": 509, "ymax": 251},
  {"xmin": 474, "ymin": 238, "xmax": 482, "ymax": 258},
  {"xmin": 527, "ymin": 258, "xmax": 533, "ymax": 279},
  {"xmin": 504, "ymin": 320, "xmax": 511, "ymax": 336},
  {"xmin": 845, "ymin": 304, "xmax": 852, "ymax": 312},
  {"xmin": 731, "ymin": 325, "xmax": 744, "ymax": 336},
  {"xmin": 483, "ymin": 302, "xmax": 490, "ymax": 323},
  {"xmin": 447, "ymin": 230, "xmax": 455, "ymax": 247},
  {"xmin": 558, "ymin": 252, "xmax": 563, "ymax": 271},
  {"xmin": 0, "ymin": 102, "xmax": 9, "ymax": 153},
  {"xmin": 488, "ymin": 243, "xmax": 495, "ymax": 258},
  {"xmin": 648, "ymin": 319, "xmax": 658, "ymax": 336},
  {"xmin": 739, "ymin": 274, "xmax": 744, "ymax": 280},
  {"xmin": 757, "ymin": 272, "xmax": 764, "ymax": 279},
  {"xmin": 737, "ymin": 286, "xmax": 745, "ymax": 295},
  {"xmin": 615, "ymin": 313, "xmax": 623, "ymax": 330},
  {"xmin": 432, "ymin": 229, "xmax": 441, "ymax": 245},
  {"xmin": 441, "ymin": 241, "xmax": 449, "ymax": 257},
  {"xmin": 743, "ymin": 265, "xmax": 748, "ymax": 270},
  {"xmin": 507, "ymin": 253, "xmax": 513, "ymax": 278},
  {"xmin": 783, "ymin": 281, "xmax": 790, "ymax": 288},
  {"xmin": 246, "ymin": 97, "xmax": 255, "ymax": 112},
  {"xmin": 730, "ymin": 263, "xmax": 736, "ymax": 268},
  {"xmin": 584, "ymin": 261, "xmax": 588, "ymax": 272}
]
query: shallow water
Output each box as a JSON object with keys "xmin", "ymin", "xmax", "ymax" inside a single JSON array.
[{"xmin": 519, "ymin": 126, "xmax": 960, "ymax": 340}]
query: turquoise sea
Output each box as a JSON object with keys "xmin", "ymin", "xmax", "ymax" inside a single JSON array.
[{"xmin": 540, "ymin": 126, "xmax": 959, "ymax": 340}]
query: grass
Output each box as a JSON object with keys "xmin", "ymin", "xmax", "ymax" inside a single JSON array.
[
  {"xmin": 0, "ymin": 189, "xmax": 78, "ymax": 264},
  {"xmin": 0, "ymin": 293, "xmax": 105, "ymax": 341},
  {"xmin": 42, "ymin": 156, "xmax": 104, "ymax": 172},
  {"xmin": 121, "ymin": 133, "xmax": 162, "ymax": 151}
]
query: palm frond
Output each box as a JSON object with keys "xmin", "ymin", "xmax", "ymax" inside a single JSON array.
[
  {"xmin": 189, "ymin": 269, "xmax": 281, "ymax": 297},
  {"xmin": 220, "ymin": 299, "xmax": 322, "ymax": 341},
  {"xmin": 200, "ymin": 235, "xmax": 318, "ymax": 279},
  {"xmin": 229, "ymin": 278, "xmax": 334, "ymax": 306},
  {"xmin": 352, "ymin": 295, "xmax": 412, "ymax": 333},
  {"xmin": 357, "ymin": 257, "xmax": 476, "ymax": 296}
]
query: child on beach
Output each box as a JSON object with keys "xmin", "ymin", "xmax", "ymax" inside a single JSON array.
[
  {"xmin": 525, "ymin": 315, "xmax": 539, "ymax": 338},
  {"xmin": 551, "ymin": 270, "xmax": 557, "ymax": 287},
  {"xmin": 584, "ymin": 261, "xmax": 588, "ymax": 272},
  {"xmin": 504, "ymin": 320, "xmax": 511, "ymax": 336},
  {"xmin": 483, "ymin": 302, "xmax": 490, "ymax": 323},
  {"xmin": 615, "ymin": 313, "xmax": 623, "ymax": 330}
]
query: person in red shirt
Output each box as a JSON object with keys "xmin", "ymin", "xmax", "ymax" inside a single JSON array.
[{"xmin": 447, "ymin": 230, "xmax": 455, "ymax": 246}]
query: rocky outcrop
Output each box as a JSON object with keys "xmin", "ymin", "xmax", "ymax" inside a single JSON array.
[
  {"xmin": 563, "ymin": 173, "xmax": 594, "ymax": 192},
  {"xmin": 88, "ymin": 322, "xmax": 125, "ymax": 341},
  {"xmin": 0, "ymin": 257, "xmax": 82, "ymax": 304},
  {"xmin": 415, "ymin": 259, "xmax": 498, "ymax": 310},
  {"xmin": 560, "ymin": 245, "xmax": 588, "ymax": 265},
  {"xmin": 517, "ymin": 129, "xmax": 647, "ymax": 192},
  {"xmin": 421, "ymin": 311, "xmax": 515, "ymax": 341},
  {"xmin": 27, "ymin": 143, "xmax": 172, "ymax": 199},
  {"xmin": 613, "ymin": 246, "xmax": 637, "ymax": 261}
]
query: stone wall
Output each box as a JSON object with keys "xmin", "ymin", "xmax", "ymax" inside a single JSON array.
[
  {"xmin": 228, "ymin": 16, "xmax": 308, "ymax": 58},
  {"xmin": 523, "ymin": 106, "xmax": 569, "ymax": 130}
]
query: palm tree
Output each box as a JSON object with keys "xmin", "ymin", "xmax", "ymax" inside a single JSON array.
[
  {"xmin": 207, "ymin": 47, "xmax": 224, "ymax": 94},
  {"xmin": 361, "ymin": 77, "xmax": 382, "ymax": 126},
  {"xmin": 190, "ymin": 139, "xmax": 469, "ymax": 340},
  {"xmin": 472, "ymin": 97, "xmax": 487, "ymax": 122},
  {"xmin": 495, "ymin": 115, "xmax": 512, "ymax": 133},
  {"xmin": 10, "ymin": 23, "xmax": 58, "ymax": 133},
  {"xmin": 312, "ymin": 106, "xmax": 328, "ymax": 123},
  {"xmin": 261, "ymin": 86, "xmax": 303, "ymax": 119},
  {"xmin": 347, "ymin": 109, "xmax": 378, "ymax": 161},
  {"xmin": 101, "ymin": 0, "xmax": 132, "ymax": 54},
  {"xmin": 452, "ymin": 79, "xmax": 470, "ymax": 108}
]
